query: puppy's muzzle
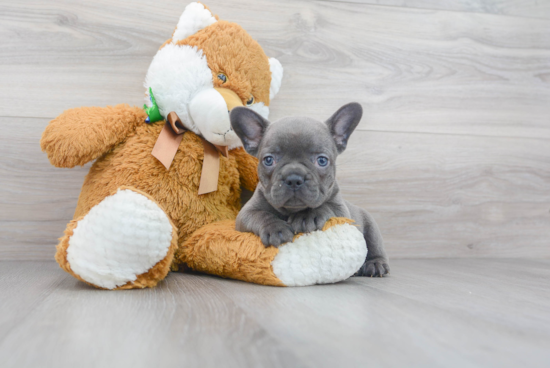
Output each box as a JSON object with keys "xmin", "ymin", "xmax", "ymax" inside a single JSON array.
[{"xmin": 270, "ymin": 164, "xmax": 320, "ymax": 210}]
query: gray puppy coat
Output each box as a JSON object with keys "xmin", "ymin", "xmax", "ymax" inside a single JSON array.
[{"xmin": 230, "ymin": 103, "xmax": 389, "ymax": 277}]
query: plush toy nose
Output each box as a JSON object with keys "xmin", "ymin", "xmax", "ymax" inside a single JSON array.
[
  {"xmin": 284, "ymin": 174, "xmax": 305, "ymax": 189},
  {"xmin": 214, "ymin": 87, "xmax": 243, "ymax": 112}
]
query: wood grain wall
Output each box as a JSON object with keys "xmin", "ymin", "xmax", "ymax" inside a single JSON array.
[{"xmin": 1, "ymin": 0, "xmax": 549, "ymax": 260}]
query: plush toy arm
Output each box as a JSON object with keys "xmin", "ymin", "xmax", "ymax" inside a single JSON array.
[
  {"xmin": 40, "ymin": 104, "xmax": 147, "ymax": 168},
  {"xmin": 177, "ymin": 217, "xmax": 367, "ymax": 287},
  {"xmin": 231, "ymin": 147, "xmax": 259, "ymax": 191}
]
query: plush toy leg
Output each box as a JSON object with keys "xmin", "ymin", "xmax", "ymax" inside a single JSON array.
[
  {"xmin": 176, "ymin": 218, "xmax": 367, "ymax": 287},
  {"xmin": 55, "ymin": 188, "xmax": 178, "ymax": 290}
]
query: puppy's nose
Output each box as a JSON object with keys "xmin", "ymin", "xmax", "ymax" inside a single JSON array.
[{"xmin": 284, "ymin": 174, "xmax": 304, "ymax": 189}]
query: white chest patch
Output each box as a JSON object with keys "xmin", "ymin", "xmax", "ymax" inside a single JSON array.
[
  {"xmin": 271, "ymin": 223, "xmax": 367, "ymax": 287},
  {"xmin": 67, "ymin": 189, "xmax": 174, "ymax": 289}
]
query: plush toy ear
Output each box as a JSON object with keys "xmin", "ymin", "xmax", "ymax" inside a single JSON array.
[
  {"xmin": 325, "ymin": 103, "xmax": 363, "ymax": 154},
  {"xmin": 172, "ymin": 2, "xmax": 218, "ymax": 43},
  {"xmin": 268, "ymin": 58, "xmax": 283, "ymax": 100},
  {"xmin": 230, "ymin": 107, "xmax": 270, "ymax": 157}
]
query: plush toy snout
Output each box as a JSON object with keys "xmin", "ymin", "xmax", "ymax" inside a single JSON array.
[{"xmin": 189, "ymin": 87, "xmax": 243, "ymax": 147}]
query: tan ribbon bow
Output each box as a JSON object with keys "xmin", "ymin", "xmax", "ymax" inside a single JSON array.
[{"xmin": 152, "ymin": 112, "xmax": 228, "ymax": 195}]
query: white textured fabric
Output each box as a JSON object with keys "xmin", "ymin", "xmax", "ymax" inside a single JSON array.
[
  {"xmin": 247, "ymin": 102, "xmax": 270, "ymax": 120},
  {"xmin": 144, "ymin": 44, "xmax": 213, "ymax": 135},
  {"xmin": 271, "ymin": 223, "xmax": 367, "ymax": 287},
  {"xmin": 268, "ymin": 57, "xmax": 283, "ymax": 100},
  {"xmin": 172, "ymin": 2, "xmax": 217, "ymax": 43},
  {"xmin": 67, "ymin": 189, "xmax": 174, "ymax": 289},
  {"xmin": 189, "ymin": 88, "xmax": 243, "ymax": 149}
]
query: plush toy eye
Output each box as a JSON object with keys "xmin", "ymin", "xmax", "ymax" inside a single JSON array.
[
  {"xmin": 263, "ymin": 155, "xmax": 274, "ymax": 166},
  {"xmin": 317, "ymin": 156, "xmax": 329, "ymax": 167},
  {"xmin": 246, "ymin": 96, "xmax": 255, "ymax": 105},
  {"xmin": 217, "ymin": 73, "xmax": 227, "ymax": 83}
]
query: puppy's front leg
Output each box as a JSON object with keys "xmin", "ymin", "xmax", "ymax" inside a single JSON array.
[
  {"xmin": 287, "ymin": 205, "xmax": 337, "ymax": 234},
  {"xmin": 236, "ymin": 210, "xmax": 294, "ymax": 247}
]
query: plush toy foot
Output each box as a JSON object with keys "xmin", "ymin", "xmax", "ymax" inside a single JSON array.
[
  {"xmin": 177, "ymin": 218, "xmax": 367, "ymax": 287},
  {"xmin": 271, "ymin": 218, "xmax": 367, "ymax": 286},
  {"xmin": 55, "ymin": 188, "xmax": 178, "ymax": 290}
]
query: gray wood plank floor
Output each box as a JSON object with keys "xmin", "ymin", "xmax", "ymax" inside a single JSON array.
[
  {"xmin": 1, "ymin": 0, "xmax": 549, "ymax": 260},
  {"xmin": 0, "ymin": 259, "xmax": 549, "ymax": 368}
]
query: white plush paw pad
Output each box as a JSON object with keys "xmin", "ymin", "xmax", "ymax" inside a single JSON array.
[
  {"xmin": 67, "ymin": 189, "xmax": 174, "ymax": 289},
  {"xmin": 271, "ymin": 223, "xmax": 367, "ymax": 287}
]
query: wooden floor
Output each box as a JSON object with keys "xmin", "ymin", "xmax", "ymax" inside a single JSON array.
[{"xmin": 0, "ymin": 259, "xmax": 549, "ymax": 368}]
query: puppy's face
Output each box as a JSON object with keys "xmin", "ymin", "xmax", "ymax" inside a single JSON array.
[
  {"xmin": 257, "ymin": 118, "xmax": 337, "ymax": 211},
  {"xmin": 231, "ymin": 103, "xmax": 363, "ymax": 213}
]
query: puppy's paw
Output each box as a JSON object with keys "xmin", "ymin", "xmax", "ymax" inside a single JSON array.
[
  {"xmin": 287, "ymin": 207, "xmax": 332, "ymax": 234},
  {"xmin": 259, "ymin": 221, "xmax": 294, "ymax": 247},
  {"xmin": 355, "ymin": 258, "xmax": 390, "ymax": 277}
]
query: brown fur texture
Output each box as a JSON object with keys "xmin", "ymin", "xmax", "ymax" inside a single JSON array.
[
  {"xmin": 161, "ymin": 19, "xmax": 271, "ymax": 106},
  {"xmin": 67, "ymin": 107, "xmax": 256, "ymax": 228},
  {"xmin": 40, "ymin": 105, "xmax": 146, "ymax": 168},
  {"xmin": 43, "ymin": 103, "xmax": 261, "ymax": 288},
  {"xmin": 179, "ymin": 21, "xmax": 271, "ymax": 106},
  {"xmin": 178, "ymin": 220, "xmax": 284, "ymax": 286},
  {"xmin": 40, "ymin": 3, "xmax": 280, "ymax": 289}
]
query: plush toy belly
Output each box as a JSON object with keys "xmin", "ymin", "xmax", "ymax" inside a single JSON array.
[{"xmin": 178, "ymin": 217, "xmax": 367, "ymax": 287}]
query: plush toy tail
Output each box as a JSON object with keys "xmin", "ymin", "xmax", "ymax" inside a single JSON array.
[{"xmin": 176, "ymin": 217, "xmax": 367, "ymax": 287}]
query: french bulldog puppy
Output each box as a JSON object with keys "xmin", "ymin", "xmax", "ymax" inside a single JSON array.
[{"xmin": 230, "ymin": 103, "xmax": 389, "ymax": 277}]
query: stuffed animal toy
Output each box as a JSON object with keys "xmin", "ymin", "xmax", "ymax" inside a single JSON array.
[{"xmin": 40, "ymin": 2, "xmax": 367, "ymax": 290}]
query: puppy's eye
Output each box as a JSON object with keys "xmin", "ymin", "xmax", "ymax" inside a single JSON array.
[
  {"xmin": 263, "ymin": 155, "xmax": 274, "ymax": 166},
  {"xmin": 217, "ymin": 73, "xmax": 227, "ymax": 83},
  {"xmin": 317, "ymin": 156, "xmax": 329, "ymax": 167},
  {"xmin": 246, "ymin": 96, "xmax": 254, "ymax": 105}
]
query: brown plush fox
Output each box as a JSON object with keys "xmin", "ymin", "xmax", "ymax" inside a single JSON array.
[{"xmin": 40, "ymin": 2, "xmax": 367, "ymax": 290}]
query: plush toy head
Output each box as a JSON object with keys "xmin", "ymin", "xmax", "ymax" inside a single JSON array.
[{"xmin": 143, "ymin": 2, "xmax": 283, "ymax": 149}]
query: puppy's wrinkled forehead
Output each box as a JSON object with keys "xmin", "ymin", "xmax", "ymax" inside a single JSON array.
[{"xmin": 262, "ymin": 117, "xmax": 335, "ymax": 155}]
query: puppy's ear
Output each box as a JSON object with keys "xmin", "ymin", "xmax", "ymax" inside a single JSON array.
[
  {"xmin": 325, "ymin": 102, "xmax": 363, "ymax": 154},
  {"xmin": 230, "ymin": 107, "xmax": 270, "ymax": 157}
]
